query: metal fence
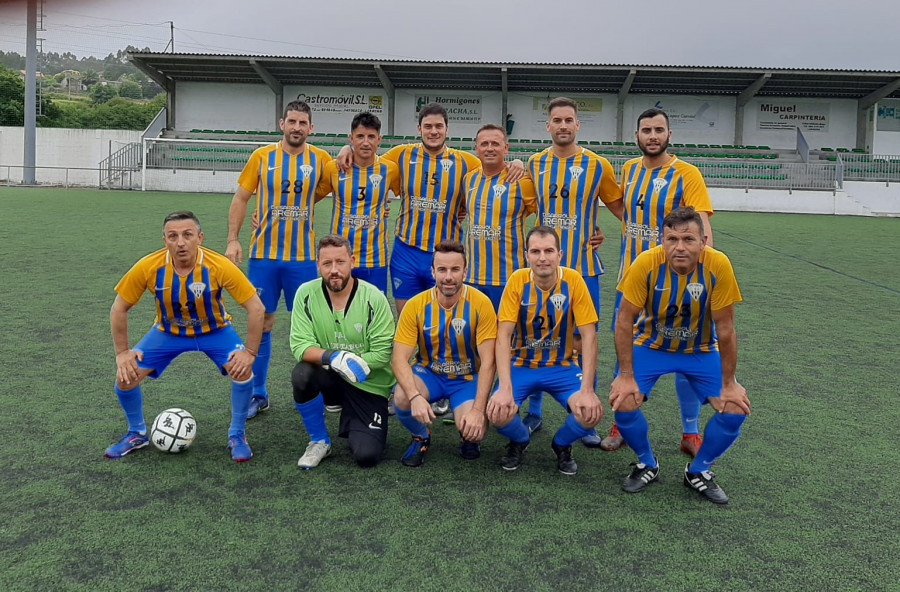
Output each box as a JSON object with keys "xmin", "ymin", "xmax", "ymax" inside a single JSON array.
[
  {"xmin": 0, "ymin": 165, "xmax": 105, "ymax": 188},
  {"xmin": 837, "ymin": 153, "xmax": 900, "ymax": 183}
]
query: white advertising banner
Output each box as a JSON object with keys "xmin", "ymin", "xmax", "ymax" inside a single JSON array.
[
  {"xmin": 532, "ymin": 97, "xmax": 604, "ymax": 123},
  {"xmin": 757, "ymin": 101, "xmax": 830, "ymax": 132},
  {"xmin": 638, "ymin": 97, "xmax": 720, "ymax": 130},
  {"xmin": 876, "ymin": 99, "xmax": 900, "ymax": 132},
  {"xmin": 415, "ymin": 94, "xmax": 482, "ymax": 124},
  {"xmin": 292, "ymin": 90, "xmax": 385, "ymax": 115}
]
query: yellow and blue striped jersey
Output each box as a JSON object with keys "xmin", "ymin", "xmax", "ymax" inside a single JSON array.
[
  {"xmin": 382, "ymin": 143, "xmax": 481, "ymax": 252},
  {"xmin": 237, "ymin": 141, "xmax": 333, "ymax": 262},
  {"xmin": 618, "ymin": 156, "xmax": 713, "ymax": 280},
  {"xmin": 394, "ymin": 285, "xmax": 498, "ymax": 380},
  {"xmin": 498, "ymin": 267, "xmax": 599, "ymax": 368},
  {"xmin": 463, "ymin": 169, "xmax": 538, "ymax": 286},
  {"xmin": 527, "ymin": 147, "xmax": 622, "ymax": 276},
  {"xmin": 316, "ymin": 157, "xmax": 401, "ymax": 268},
  {"xmin": 618, "ymin": 245, "xmax": 742, "ymax": 353},
  {"xmin": 115, "ymin": 247, "xmax": 258, "ymax": 337}
]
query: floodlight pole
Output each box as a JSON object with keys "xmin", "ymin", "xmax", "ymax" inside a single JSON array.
[{"xmin": 24, "ymin": 0, "xmax": 38, "ymax": 185}]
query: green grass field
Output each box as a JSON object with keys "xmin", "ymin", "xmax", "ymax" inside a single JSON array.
[{"xmin": 1, "ymin": 187, "xmax": 898, "ymax": 592}]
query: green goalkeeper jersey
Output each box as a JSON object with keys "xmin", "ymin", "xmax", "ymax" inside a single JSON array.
[{"xmin": 289, "ymin": 278, "xmax": 396, "ymax": 397}]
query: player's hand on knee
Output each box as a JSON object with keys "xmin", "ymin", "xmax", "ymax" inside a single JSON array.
[
  {"xmin": 570, "ymin": 389, "xmax": 603, "ymax": 427},
  {"xmin": 328, "ymin": 351, "xmax": 371, "ymax": 383},
  {"xmin": 225, "ymin": 349, "xmax": 255, "ymax": 382},
  {"xmin": 714, "ymin": 380, "xmax": 751, "ymax": 415},
  {"xmin": 116, "ymin": 349, "xmax": 143, "ymax": 386},
  {"xmin": 487, "ymin": 386, "xmax": 517, "ymax": 426},
  {"xmin": 609, "ymin": 375, "xmax": 643, "ymax": 412},
  {"xmin": 459, "ymin": 408, "xmax": 487, "ymax": 442},
  {"xmin": 411, "ymin": 394, "xmax": 435, "ymax": 425}
]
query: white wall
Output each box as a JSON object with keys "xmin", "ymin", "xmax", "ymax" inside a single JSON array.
[
  {"xmin": 625, "ymin": 95, "xmax": 736, "ymax": 145},
  {"xmin": 177, "ymin": 82, "xmax": 275, "ymax": 131},
  {"xmin": 742, "ymin": 98, "xmax": 857, "ymax": 149},
  {"xmin": 0, "ymin": 126, "xmax": 140, "ymax": 185},
  {"xmin": 872, "ymin": 99, "xmax": 900, "ymax": 156},
  {"xmin": 506, "ymin": 92, "xmax": 617, "ymax": 141},
  {"xmin": 711, "ymin": 184, "xmax": 899, "ymax": 216},
  {"xmin": 283, "ymin": 86, "xmax": 387, "ymax": 135}
]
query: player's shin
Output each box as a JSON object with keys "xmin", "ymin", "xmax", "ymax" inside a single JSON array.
[
  {"xmin": 675, "ymin": 374, "xmax": 702, "ymax": 434},
  {"xmin": 115, "ymin": 383, "xmax": 146, "ymax": 434},
  {"xmin": 690, "ymin": 413, "xmax": 746, "ymax": 474},
  {"xmin": 552, "ymin": 413, "xmax": 592, "ymax": 447},
  {"xmin": 295, "ymin": 393, "xmax": 330, "ymax": 444},
  {"xmin": 229, "ymin": 376, "xmax": 253, "ymax": 436},
  {"xmin": 395, "ymin": 406, "xmax": 429, "ymax": 439},
  {"xmin": 251, "ymin": 331, "xmax": 272, "ymax": 398},
  {"xmin": 615, "ymin": 409, "xmax": 656, "ymax": 467}
]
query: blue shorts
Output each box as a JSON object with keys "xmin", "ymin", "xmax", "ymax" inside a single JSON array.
[
  {"xmin": 469, "ymin": 284, "xmax": 505, "ymax": 311},
  {"xmin": 353, "ymin": 266, "xmax": 388, "ymax": 294},
  {"xmin": 631, "ymin": 345, "xmax": 722, "ymax": 402},
  {"xmin": 248, "ymin": 258, "xmax": 318, "ymax": 313},
  {"xmin": 412, "ymin": 364, "xmax": 478, "ymax": 410},
  {"xmin": 584, "ymin": 274, "xmax": 602, "ymax": 320},
  {"xmin": 390, "ymin": 239, "xmax": 434, "ymax": 300},
  {"xmin": 133, "ymin": 325, "xmax": 246, "ymax": 378},
  {"xmin": 494, "ymin": 365, "xmax": 585, "ymax": 409}
]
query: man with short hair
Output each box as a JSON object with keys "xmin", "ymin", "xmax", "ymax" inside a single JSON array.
[
  {"xmin": 317, "ymin": 111, "xmax": 401, "ymax": 293},
  {"xmin": 610, "ymin": 207, "xmax": 749, "ymax": 504},
  {"xmin": 289, "ymin": 235, "xmax": 396, "ymax": 469},
  {"xmin": 600, "ymin": 107, "xmax": 716, "ymax": 456},
  {"xmin": 523, "ymin": 97, "xmax": 623, "ymax": 443},
  {"xmin": 227, "ymin": 100, "xmax": 333, "ymax": 420},
  {"xmin": 487, "ymin": 226, "xmax": 604, "ymax": 475},
  {"xmin": 105, "ymin": 211, "xmax": 264, "ymax": 462},
  {"xmin": 391, "ymin": 241, "xmax": 497, "ymax": 467}
]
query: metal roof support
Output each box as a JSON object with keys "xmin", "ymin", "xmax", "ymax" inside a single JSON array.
[
  {"xmin": 127, "ymin": 56, "xmax": 176, "ymax": 129},
  {"xmin": 249, "ymin": 59, "xmax": 283, "ymax": 130},
  {"xmin": 734, "ymin": 72, "xmax": 770, "ymax": 145},
  {"xmin": 856, "ymin": 77, "xmax": 900, "ymax": 149},
  {"xmin": 374, "ymin": 64, "xmax": 396, "ymax": 136},
  {"xmin": 501, "ymin": 67, "xmax": 509, "ymax": 136},
  {"xmin": 616, "ymin": 69, "xmax": 636, "ymax": 142}
]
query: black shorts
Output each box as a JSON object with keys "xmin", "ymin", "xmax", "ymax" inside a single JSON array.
[{"xmin": 307, "ymin": 365, "xmax": 389, "ymax": 445}]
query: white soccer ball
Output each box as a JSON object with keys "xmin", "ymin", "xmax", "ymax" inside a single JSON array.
[{"xmin": 150, "ymin": 408, "xmax": 197, "ymax": 453}]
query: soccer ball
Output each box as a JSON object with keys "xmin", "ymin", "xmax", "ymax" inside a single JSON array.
[{"xmin": 150, "ymin": 408, "xmax": 197, "ymax": 453}]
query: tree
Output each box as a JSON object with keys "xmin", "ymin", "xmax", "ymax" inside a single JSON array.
[
  {"xmin": 118, "ymin": 80, "xmax": 143, "ymax": 99},
  {"xmin": 82, "ymin": 69, "xmax": 99, "ymax": 86},
  {"xmin": 90, "ymin": 83, "xmax": 117, "ymax": 105},
  {"xmin": 0, "ymin": 65, "xmax": 26, "ymax": 125}
]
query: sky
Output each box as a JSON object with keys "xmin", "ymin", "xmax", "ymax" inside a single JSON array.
[{"xmin": 0, "ymin": 0, "xmax": 896, "ymax": 71}]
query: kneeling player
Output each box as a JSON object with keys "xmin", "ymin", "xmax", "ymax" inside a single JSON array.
[
  {"xmin": 392, "ymin": 241, "xmax": 497, "ymax": 466},
  {"xmin": 486, "ymin": 227, "xmax": 604, "ymax": 475},
  {"xmin": 105, "ymin": 211, "xmax": 264, "ymax": 462},
  {"xmin": 610, "ymin": 207, "xmax": 750, "ymax": 504},
  {"xmin": 290, "ymin": 235, "xmax": 396, "ymax": 469}
]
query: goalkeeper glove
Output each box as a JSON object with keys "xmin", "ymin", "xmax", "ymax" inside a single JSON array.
[{"xmin": 322, "ymin": 350, "xmax": 371, "ymax": 383}]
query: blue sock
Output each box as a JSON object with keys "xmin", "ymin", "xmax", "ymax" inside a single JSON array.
[
  {"xmin": 675, "ymin": 373, "xmax": 702, "ymax": 434},
  {"xmin": 252, "ymin": 331, "xmax": 272, "ymax": 398},
  {"xmin": 690, "ymin": 413, "xmax": 746, "ymax": 474},
  {"xmin": 552, "ymin": 413, "xmax": 592, "ymax": 447},
  {"xmin": 229, "ymin": 377, "xmax": 253, "ymax": 437},
  {"xmin": 615, "ymin": 409, "xmax": 656, "ymax": 467},
  {"xmin": 497, "ymin": 415, "xmax": 530, "ymax": 444},
  {"xmin": 526, "ymin": 392, "xmax": 544, "ymax": 418},
  {"xmin": 295, "ymin": 394, "xmax": 330, "ymax": 444},
  {"xmin": 395, "ymin": 406, "xmax": 429, "ymax": 439},
  {"xmin": 115, "ymin": 383, "xmax": 146, "ymax": 434}
]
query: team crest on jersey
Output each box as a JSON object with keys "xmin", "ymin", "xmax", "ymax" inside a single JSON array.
[
  {"xmin": 440, "ymin": 159, "xmax": 453, "ymax": 173},
  {"xmin": 549, "ymin": 293, "xmax": 567, "ymax": 311},
  {"xmin": 369, "ymin": 174, "xmax": 383, "ymax": 189},
  {"xmin": 568, "ymin": 166, "xmax": 584, "ymax": 181},
  {"xmin": 492, "ymin": 184, "xmax": 507, "ymax": 199},
  {"xmin": 450, "ymin": 318, "xmax": 467, "ymax": 336},
  {"xmin": 652, "ymin": 178, "xmax": 668, "ymax": 194},
  {"xmin": 188, "ymin": 282, "xmax": 206, "ymax": 299},
  {"xmin": 300, "ymin": 164, "xmax": 313, "ymax": 180},
  {"xmin": 686, "ymin": 282, "xmax": 704, "ymax": 301},
  {"xmin": 354, "ymin": 323, "xmax": 363, "ymax": 333},
  {"xmin": 393, "ymin": 277, "xmax": 402, "ymax": 290}
]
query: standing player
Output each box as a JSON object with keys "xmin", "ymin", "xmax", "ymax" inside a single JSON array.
[
  {"xmin": 600, "ymin": 107, "xmax": 716, "ymax": 456},
  {"xmin": 105, "ymin": 211, "xmax": 264, "ymax": 462},
  {"xmin": 289, "ymin": 235, "xmax": 396, "ymax": 469},
  {"xmin": 610, "ymin": 207, "xmax": 749, "ymax": 504},
  {"xmin": 523, "ymin": 97, "xmax": 623, "ymax": 442},
  {"xmin": 487, "ymin": 227, "xmax": 604, "ymax": 475},
  {"xmin": 226, "ymin": 100, "xmax": 332, "ymax": 420},
  {"xmin": 391, "ymin": 241, "xmax": 497, "ymax": 466},
  {"xmin": 316, "ymin": 111, "xmax": 400, "ymax": 293},
  {"xmin": 464, "ymin": 123, "xmax": 537, "ymax": 308}
]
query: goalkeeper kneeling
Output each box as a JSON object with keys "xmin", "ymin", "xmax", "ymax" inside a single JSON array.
[{"xmin": 289, "ymin": 235, "xmax": 397, "ymax": 469}]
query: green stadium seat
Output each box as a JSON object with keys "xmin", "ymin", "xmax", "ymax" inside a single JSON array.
[{"xmin": 836, "ymin": 147, "xmax": 850, "ymax": 153}]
